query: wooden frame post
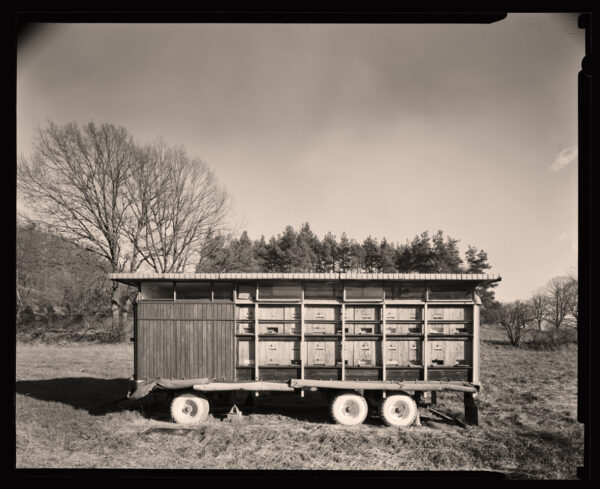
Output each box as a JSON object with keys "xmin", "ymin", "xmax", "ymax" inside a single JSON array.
[
  {"xmin": 472, "ymin": 295, "xmax": 481, "ymax": 387},
  {"xmin": 423, "ymin": 285, "xmax": 429, "ymax": 382},
  {"xmin": 254, "ymin": 282, "xmax": 259, "ymax": 382},
  {"xmin": 341, "ymin": 282, "xmax": 346, "ymax": 381},
  {"xmin": 382, "ymin": 293, "xmax": 387, "ymax": 382},
  {"xmin": 300, "ymin": 282, "xmax": 305, "ymax": 382}
]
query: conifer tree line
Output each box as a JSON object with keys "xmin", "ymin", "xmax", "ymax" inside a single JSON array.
[
  {"xmin": 197, "ymin": 224, "xmax": 498, "ymax": 312},
  {"xmin": 198, "ymin": 223, "xmax": 492, "ymax": 276}
]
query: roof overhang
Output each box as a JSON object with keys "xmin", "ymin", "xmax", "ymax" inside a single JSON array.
[{"xmin": 109, "ymin": 272, "xmax": 501, "ymax": 287}]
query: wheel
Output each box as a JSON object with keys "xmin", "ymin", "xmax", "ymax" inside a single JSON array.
[
  {"xmin": 379, "ymin": 394, "xmax": 418, "ymax": 427},
  {"xmin": 170, "ymin": 392, "xmax": 210, "ymax": 425},
  {"xmin": 330, "ymin": 392, "xmax": 368, "ymax": 426}
]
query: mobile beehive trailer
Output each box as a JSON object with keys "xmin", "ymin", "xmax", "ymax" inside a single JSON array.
[{"xmin": 109, "ymin": 272, "xmax": 501, "ymax": 427}]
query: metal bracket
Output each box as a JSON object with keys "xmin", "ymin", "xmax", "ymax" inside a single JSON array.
[{"xmin": 225, "ymin": 404, "xmax": 244, "ymax": 423}]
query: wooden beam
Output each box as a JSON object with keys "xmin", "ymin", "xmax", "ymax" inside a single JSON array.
[{"xmin": 289, "ymin": 379, "xmax": 478, "ymax": 393}]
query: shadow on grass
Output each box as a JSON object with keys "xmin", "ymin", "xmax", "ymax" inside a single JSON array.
[
  {"xmin": 14, "ymin": 378, "xmax": 343, "ymax": 424},
  {"xmin": 16, "ymin": 378, "xmax": 131, "ymax": 412}
]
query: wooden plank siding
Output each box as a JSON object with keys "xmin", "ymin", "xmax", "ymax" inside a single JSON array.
[{"xmin": 137, "ymin": 302, "xmax": 235, "ymax": 381}]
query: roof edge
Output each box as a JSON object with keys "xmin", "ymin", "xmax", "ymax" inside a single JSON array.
[{"xmin": 109, "ymin": 272, "xmax": 501, "ymax": 282}]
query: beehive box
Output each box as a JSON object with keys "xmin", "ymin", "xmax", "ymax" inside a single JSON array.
[
  {"xmin": 385, "ymin": 339, "xmax": 422, "ymax": 367},
  {"xmin": 385, "ymin": 306, "xmax": 422, "ymax": 320},
  {"xmin": 427, "ymin": 306, "xmax": 472, "ymax": 321},
  {"xmin": 427, "ymin": 323, "xmax": 472, "ymax": 334},
  {"xmin": 384, "ymin": 323, "xmax": 422, "ymax": 335},
  {"xmin": 258, "ymin": 305, "xmax": 300, "ymax": 320},
  {"xmin": 259, "ymin": 340, "xmax": 301, "ymax": 366},
  {"xmin": 306, "ymin": 323, "xmax": 337, "ymax": 335},
  {"xmin": 304, "ymin": 340, "xmax": 337, "ymax": 366},
  {"xmin": 304, "ymin": 306, "xmax": 340, "ymax": 320},
  {"xmin": 344, "ymin": 340, "xmax": 381, "ymax": 367},
  {"xmin": 345, "ymin": 323, "xmax": 380, "ymax": 335},
  {"xmin": 345, "ymin": 306, "xmax": 380, "ymax": 321},
  {"xmin": 427, "ymin": 340, "xmax": 472, "ymax": 367}
]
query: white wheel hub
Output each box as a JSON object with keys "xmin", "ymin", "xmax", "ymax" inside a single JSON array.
[
  {"xmin": 330, "ymin": 393, "xmax": 368, "ymax": 426},
  {"xmin": 170, "ymin": 392, "xmax": 210, "ymax": 425},
  {"xmin": 380, "ymin": 394, "xmax": 417, "ymax": 427}
]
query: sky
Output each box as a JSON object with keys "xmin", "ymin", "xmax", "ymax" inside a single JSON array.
[{"xmin": 16, "ymin": 15, "xmax": 583, "ymax": 301}]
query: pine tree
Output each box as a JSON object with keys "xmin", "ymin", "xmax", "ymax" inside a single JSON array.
[
  {"xmin": 465, "ymin": 245, "xmax": 497, "ymax": 318},
  {"xmin": 379, "ymin": 238, "xmax": 397, "ymax": 272},
  {"xmin": 253, "ymin": 236, "xmax": 269, "ymax": 271},
  {"xmin": 337, "ymin": 233, "xmax": 353, "ymax": 272},
  {"xmin": 363, "ymin": 236, "xmax": 380, "ymax": 272},
  {"xmin": 319, "ymin": 232, "xmax": 338, "ymax": 272}
]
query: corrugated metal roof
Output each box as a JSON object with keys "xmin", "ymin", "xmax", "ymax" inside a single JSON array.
[{"xmin": 109, "ymin": 272, "xmax": 501, "ymax": 282}]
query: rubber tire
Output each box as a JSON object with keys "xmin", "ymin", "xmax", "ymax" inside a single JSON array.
[
  {"xmin": 330, "ymin": 393, "xmax": 369, "ymax": 426},
  {"xmin": 170, "ymin": 392, "xmax": 210, "ymax": 425},
  {"xmin": 379, "ymin": 394, "xmax": 418, "ymax": 428}
]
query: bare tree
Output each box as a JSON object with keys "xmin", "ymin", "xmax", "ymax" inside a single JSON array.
[
  {"xmin": 498, "ymin": 301, "xmax": 533, "ymax": 347},
  {"xmin": 124, "ymin": 139, "xmax": 229, "ymax": 272},
  {"xmin": 545, "ymin": 276, "xmax": 576, "ymax": 331},
  {"xmin": 19, "ymin": 122, "xmax": 230, "ymax": 339},
  {"xmin": 566, "ymin": 275, "xmax": 578, "ymax": 326},
  {"xmin": 528, "ymin": 291, "xmax": 549, "ymax": 330},
  {"xmin": 17, "ymin": 121, "xmax": 139, "ymax": 340}
]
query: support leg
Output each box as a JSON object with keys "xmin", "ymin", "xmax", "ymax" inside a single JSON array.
[
  {"xmin": 464, "ymin": 392, "xmax": 479, "ymax": 426},
  {"xmin": 431, "ymin": 391, "xmax": 437, "ymax": 406}
]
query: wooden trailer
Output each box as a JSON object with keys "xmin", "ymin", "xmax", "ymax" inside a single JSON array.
[{"xmin": 109, "ymin": 272, "xmax": 501, "ymax": 427}]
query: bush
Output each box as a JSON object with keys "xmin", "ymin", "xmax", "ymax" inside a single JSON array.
[
  {"xmin": 523, "ymin": 328, "xmax": 577, "ymax": 351},
  {"xmin": 17, "ymin": 304, "xmax": 36, "ymax": 326}
]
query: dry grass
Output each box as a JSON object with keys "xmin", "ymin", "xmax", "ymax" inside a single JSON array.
[{"xmin": 15, "ymin": 325, "xmax": 583, "ymax": 477}]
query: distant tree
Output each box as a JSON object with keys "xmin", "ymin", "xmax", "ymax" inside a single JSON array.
[
  {"xmin": 432, "ymin": 230, "xmax": 463, "ymax": 272},
  {"xmin": 529, "ymin": 292, "xmax": 549, "ymax": 330},
  {"xmin": 379, "ymin": 238, "xmax": 397, "ymax": 272},
  {"xmin": 362, "ymin": 236, "xmax": 380, "ymax": 272},
  {"xmin": 252, "ymin": 236, "xmax": 269, "ymax": 271},
  {"xmin": 318, "ymin": 232, "xmax": 338, "ymax": 272},
  {"xmin": 265, "ymin": 236, "xmax": 287, "ymax": 271},
  {"xmin": 566, "ymin": 275, "xmax": 578, "ymax": 326},
  {"xmin": 465, "ymin": 245, "xmax": 497, "ymax": 319},
  {"xmin": 230, "ymin": 231, "xmax": 260, "ymax": 271},
  {"xmin": 337, "ymin": 233, "xmax": 353, "ymax": 272},
  {"xmin": 296, "ymin": 223, "xmax": 319, "ymax": 271},
  {"xmin": 545, "ymin": 276, "xmax": 575, "ymax": 330},
  {"xmin": 407, "ymin": 232, "xmax": 437, "ymax": 272},
  {"xmin": 196, "ymin": 233, "xmax": 229, "ymax": 272},
  {"xmin": 395, "ymin": 242, "xmax": 412, "ymax": 272},
  {"xmin": 349, "ymin": 239, "xmax": 364, "ymax": 272},
  {"xmin": 498, "ymin": 301, "xmax": 533, "ymax": 347},
  {"xmin": 465, "ymin": 246, "xmax": 490, "ymax": 273}
]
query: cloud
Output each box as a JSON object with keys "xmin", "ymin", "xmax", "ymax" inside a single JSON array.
[
  {"xmin": 557, "ymin": 232, "xmax": 578, "ymax": 253},
  {"xmin": 548, "ymin": 146, "xmax": 577, "ymax": 173}
]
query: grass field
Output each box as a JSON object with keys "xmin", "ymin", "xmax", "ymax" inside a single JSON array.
[{"xmin": 15, "ymin": 324, "xmax": 583, "ymax": 477}]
